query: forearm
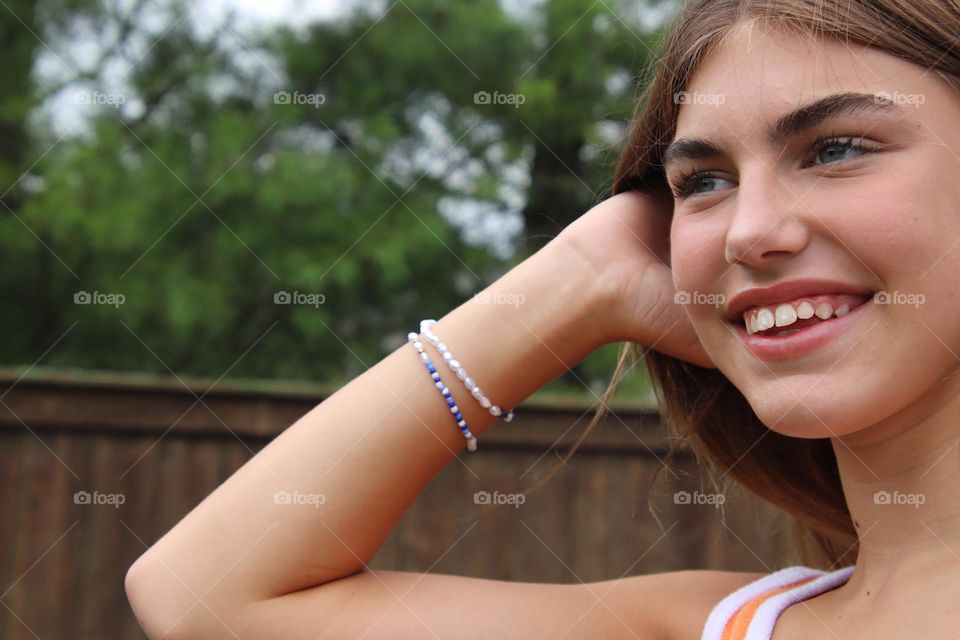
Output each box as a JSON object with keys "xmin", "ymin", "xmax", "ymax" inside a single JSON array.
[{"xmin": 126, "ymin": 236, "xmax": 610, "ymax": 629}]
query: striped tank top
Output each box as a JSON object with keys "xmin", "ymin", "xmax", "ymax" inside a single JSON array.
[{"xmin": 701, "ymin": 565, "xmax": 855, "ymax": 640}]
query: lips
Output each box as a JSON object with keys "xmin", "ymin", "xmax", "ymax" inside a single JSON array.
[
  {"xmin": 741, "ymin": 292, "xmax": 873, "ymax": 335},
  {"xmin": 732, "ymin": 296, "xmax": 875, "ymax": 361},
  {"xmin": 725, "ymin": 278, "xmax": 876, "ymax": 323}
]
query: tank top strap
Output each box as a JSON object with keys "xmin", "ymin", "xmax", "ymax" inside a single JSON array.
[{"xmin": 701, "ymin": 565, "xmax": 855, "ymax": 640}]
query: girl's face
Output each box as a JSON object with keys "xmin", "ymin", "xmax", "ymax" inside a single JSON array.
[{"xmin": 665, "ymin": 21, "xmax": 960, "ymax": 439}]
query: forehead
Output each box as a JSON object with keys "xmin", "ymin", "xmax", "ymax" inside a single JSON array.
[{"xmin": 674, "ymin": 21, "xmax": 927, "ymax": 139}]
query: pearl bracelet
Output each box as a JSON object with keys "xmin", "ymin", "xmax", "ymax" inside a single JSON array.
[
  {"xmin": 407, "ymin": 331, "xmax": 478, "ymax": 451},
  {"xmin": 419, "ymin": 319, "xmax": 516, "ymax": 423}
]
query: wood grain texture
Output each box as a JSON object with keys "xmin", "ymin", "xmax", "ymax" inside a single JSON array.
[{"xmin": 0, "ymin": 369, "xmax": 794, "ymax": 639}]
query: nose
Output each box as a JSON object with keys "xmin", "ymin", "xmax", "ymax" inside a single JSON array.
[{"xmin": 724, "ymin": 167, "xmax": 811, "ymax": 267}]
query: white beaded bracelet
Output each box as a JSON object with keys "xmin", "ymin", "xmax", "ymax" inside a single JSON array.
[{"xmin": 419, "ymin": 319, "xmax": 516, "ymax": 423}]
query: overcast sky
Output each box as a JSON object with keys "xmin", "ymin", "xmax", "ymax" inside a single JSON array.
[{"xmin": 195, "ymin": 0, "xmax": 353, "ymax": 28}]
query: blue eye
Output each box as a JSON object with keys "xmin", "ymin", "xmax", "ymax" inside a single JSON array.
[
  {"xmin": 810, "ymin": 136, "xmax": 871, "ymax": 165},
  {"xmin": 669, "ymin": 171, "xmax": 729, "ymax": 197}
]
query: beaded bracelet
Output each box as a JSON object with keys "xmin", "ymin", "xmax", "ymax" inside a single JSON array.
[
  {"xmin": 407, "ymin": 331, "xmax": 478, "ymax": 451},
  {"xmin": 419, "ymin": 319, "xmax": 516, "ymax": 423}
]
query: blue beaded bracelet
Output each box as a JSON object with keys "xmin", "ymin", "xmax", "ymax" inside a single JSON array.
[{"xmin": 407, "ymin": 331, "xmax": 478, "ymax": 451}]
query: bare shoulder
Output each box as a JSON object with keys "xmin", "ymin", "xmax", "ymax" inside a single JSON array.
[
  {"xmin": 640, "ymin": 569, "xmax": 767, "ymax": 640},
  {"xmin": 221, "ymin": 567, "xmax": 767, "ymax": 640}
]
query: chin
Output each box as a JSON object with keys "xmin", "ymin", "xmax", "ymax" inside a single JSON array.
[{"xmin": 746, "ymin": 390, "xmax": 870, "ymax": 440}]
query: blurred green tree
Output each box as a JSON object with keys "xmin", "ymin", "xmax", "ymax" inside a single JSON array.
[{"xmin": 1, "ymin": 0, "xmax": 670, "ymax": 402}]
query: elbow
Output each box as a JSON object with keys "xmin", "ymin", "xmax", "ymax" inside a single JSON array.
[
  {"xmin": 125, "ymin": 554, "xmax": 228, "ymax": 640},
  {"xmin": 125, "ymin": 555, "xmax": 190, "ymax": 640}
]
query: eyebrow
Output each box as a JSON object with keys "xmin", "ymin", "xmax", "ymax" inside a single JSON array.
[{"xmin": 662, "ymin": 91, "xmax": 906, "ymax": 169}]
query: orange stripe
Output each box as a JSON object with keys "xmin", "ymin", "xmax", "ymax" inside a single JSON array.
[{"xmin": 720, "ymin": 575, "xmax": 819, "ymax": 640}]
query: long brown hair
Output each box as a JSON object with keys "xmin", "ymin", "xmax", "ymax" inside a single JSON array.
[{"xmin": 520, "ymin": 0, "xmax": 960, "ymax": 570}]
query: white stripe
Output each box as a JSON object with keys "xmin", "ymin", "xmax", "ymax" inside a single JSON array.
[
  {"xmin": 700, "ymin": 566, "xmax": 828, "ymax": 640},
  {"xmin": 744, "ymin": 565, "xmax": 855, "ymax": 639}
]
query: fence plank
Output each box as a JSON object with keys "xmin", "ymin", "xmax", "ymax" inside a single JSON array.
[{"xmin": 0, "ymin": 368, "xmax": 795, "ymax": 639}]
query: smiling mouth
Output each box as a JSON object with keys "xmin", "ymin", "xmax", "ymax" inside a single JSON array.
[{"xmin": 733, "ymin": 293, "xmax": 874, "ymax": 337}]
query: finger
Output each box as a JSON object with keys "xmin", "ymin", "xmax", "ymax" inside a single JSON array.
[
  {"xmin": 631, "ymin": 266, "xmax": 717, "ymax": 369},
  {"xmin": 617, "ymin": 188, "xmax": 673, "ymax": 266}
]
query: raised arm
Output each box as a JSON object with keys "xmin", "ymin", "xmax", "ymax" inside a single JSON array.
[{"xmin": 124, "ymin": 191, "xmax": 707, "ymax": 640}]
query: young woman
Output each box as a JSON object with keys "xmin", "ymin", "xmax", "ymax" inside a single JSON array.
[{"xmin": 125, "ymin": 0, "xmax": 960, "ymax": 638}]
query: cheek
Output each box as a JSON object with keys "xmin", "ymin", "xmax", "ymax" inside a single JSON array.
[
  {"xmin": 670, "ymin": 216, "xmax": 730, "ymax": 323},
  {"xmin": 669, "ymin": 216, "xmax": 726, "ymax": 289},
  {"xmin": 819, "ymin": 194, "xmax": 919, "ymax": 282},
  {"xmin": 821, "ymin": 170, "xmax": 958, "ymax": 286},
  {"xmin": 831, "ymin": 144, "xmax": 960, "ymax": 270},
  {"xmin": 854, "ymin": 182, "xmax": 960, "ymax": 353}
]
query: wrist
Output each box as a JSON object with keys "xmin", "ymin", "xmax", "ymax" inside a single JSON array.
[
  {"xmin": 531, "ymin": 234, "xmax": 617, "ymax": 354},
  {"xmin": 428, "ymin": 240, "xmax": 608, "ymax": 434},
  {"xmin": 541, "ymin": 231, "xmax": 618, "ymax": 349}
]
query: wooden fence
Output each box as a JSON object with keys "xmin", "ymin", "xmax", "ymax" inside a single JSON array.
[{"xmin": 0, "ymin": 367, "xmax": 801, "ymax": 639}]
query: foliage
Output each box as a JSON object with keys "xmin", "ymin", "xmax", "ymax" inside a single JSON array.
[{"xmin": 0, "ymin": 0, "xmax": 671, "ymax": 399}]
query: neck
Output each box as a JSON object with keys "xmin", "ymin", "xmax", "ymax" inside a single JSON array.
[{"xmin": 830, "ymin": 372, "xmax": 960, "ymax": 594}]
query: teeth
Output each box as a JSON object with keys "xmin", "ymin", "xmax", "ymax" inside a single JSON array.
[
  {"xmin": 742, "ymin": 297, "xmax": 859, "ymax": 336},
  {"xmin": 755, "ymin": 308, "xmax": 775, "ymax": 332},
  {"xmin": 775, "ymin": 303, "xmax": 797, "ymax": 327}
]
